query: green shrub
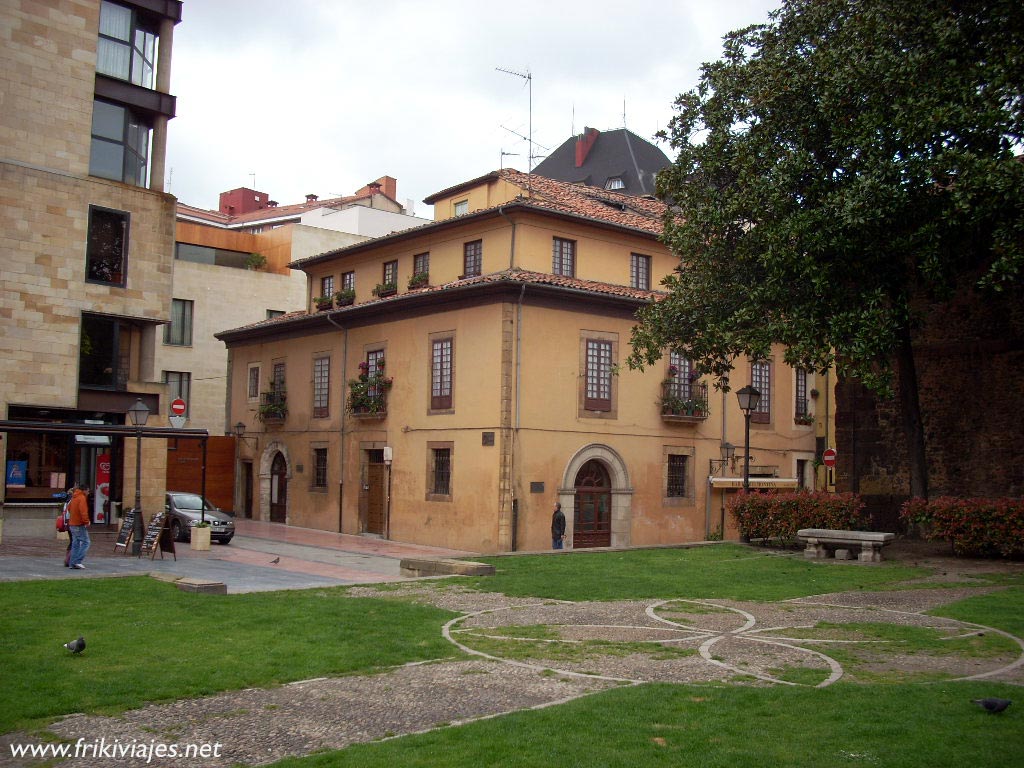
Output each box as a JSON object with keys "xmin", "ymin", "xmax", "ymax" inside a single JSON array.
[
  {"xmin": 729, "ymin": 491, "xmax": 867, "ymax": 543},
  {"xmin": 901, "ymin": 497, "xmax": 1024, "ymax": 558}
]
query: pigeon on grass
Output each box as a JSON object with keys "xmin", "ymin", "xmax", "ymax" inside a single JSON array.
[
  {"xmin": 972, "ymin": 698, "xmax": 1012, "ymax": 713},
  {"xmin": 64, "ymin": 636, "xmax": 86, "ymax": 654}
]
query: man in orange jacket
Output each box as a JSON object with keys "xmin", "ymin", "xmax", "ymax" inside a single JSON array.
[{"xmin": 67, "ymin": 482, "xmax": 91, "ymax": 569}]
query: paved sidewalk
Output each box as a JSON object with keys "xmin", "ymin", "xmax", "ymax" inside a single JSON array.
[{"xmin": 0, "ymin": 519, "xmax": 476, "ymax": 593}]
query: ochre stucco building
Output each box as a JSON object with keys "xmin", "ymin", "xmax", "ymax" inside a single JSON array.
[{"xmin": 218, "ymin": 170, "xmax": 821, "ymax": 552}]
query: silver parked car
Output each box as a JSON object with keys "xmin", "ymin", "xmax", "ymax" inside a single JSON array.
[{"xmin": 165, "ymin": 492, "xmax": 235, "ymax": 544}]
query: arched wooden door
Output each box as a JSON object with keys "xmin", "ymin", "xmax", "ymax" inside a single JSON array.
[
  {"xmin": 574, "ymin": 459, "xmax": 611, "ymax": 548},
  {"xmin": 269, "ymin": 451, "xmax": 287, "ymax": 523}
]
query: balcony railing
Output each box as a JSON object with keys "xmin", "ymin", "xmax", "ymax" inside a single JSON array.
[
  {"xmin": 660, "ymin": 381, "xmax": 710, "ymax": 422},
  {"xmin": 347, "ymin": 374, "xmax": 391, "ymax": 418},
  {"xmin": 258, "ymin": 390, "xmax": 287, "ymax": 423}
]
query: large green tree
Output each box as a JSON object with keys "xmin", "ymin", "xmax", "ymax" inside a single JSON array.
[{"xmin": 631, "ymin": 0, "xmax": 1023, "ymax": 498}]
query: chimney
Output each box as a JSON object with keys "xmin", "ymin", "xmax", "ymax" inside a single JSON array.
[
  {"xmin": 305, "ymin": 194, "xmax": 319, "ymax": 205},
  {"xmin": 367, "ymin": 181, "xmax": 382, "ymax": 194},
  {"xmin": 268, "ymin": 200, "xmax": 278, "ymax": 208},
  {"xmin": 575, "ymin": 127, "xmax": 600, "ymax": 168}
]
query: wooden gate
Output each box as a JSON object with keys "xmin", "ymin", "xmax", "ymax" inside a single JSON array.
[
  {"xmin": 573, "ymin": 459, "xmax": 611, "ymax": 548},
  {"xmin": 165, "ymin": 436, "xmax": 236, "ymax": 511}
]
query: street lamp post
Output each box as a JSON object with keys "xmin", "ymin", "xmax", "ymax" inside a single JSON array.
[
  {"xmin": 735, "ymin": 386, "xmax": 762, "ymax": 493},
  {"xmin": 127, "ymin": 398, "xmax": 149, "ymax": 556}
]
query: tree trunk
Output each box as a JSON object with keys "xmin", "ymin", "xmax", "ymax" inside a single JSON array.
[{"xmin": 895, "ymin": 327, "xmax": 929, "ymax": 498}]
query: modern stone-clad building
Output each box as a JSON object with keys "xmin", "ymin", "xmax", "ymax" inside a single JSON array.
[{"xmin": 1, "ymin": 0, "xmax": 182, "ymax": 533}]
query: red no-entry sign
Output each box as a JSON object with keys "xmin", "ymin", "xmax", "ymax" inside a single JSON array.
[
  {"xmin": 170, "ymin": 398, "xmax": 187, "ymax": 416},
  {"xmin": 822, "ymin": 448, "xmax": 837, "ymax": 468}
]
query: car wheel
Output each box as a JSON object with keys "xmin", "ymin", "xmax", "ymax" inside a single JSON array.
[
  {"xmin": 171, "ymin": 519, "xmax": 185, "ymax": 542},
  {"xmin": 218, "ymin": 536, "xmax": 233, "ymax": 545}
]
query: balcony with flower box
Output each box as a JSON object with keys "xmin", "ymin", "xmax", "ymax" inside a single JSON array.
[
  {"xmin": 347, "ymin": 364, "xmax": 392, "ymax": 419},
  {"xmin": 257, "ymin": 390, "xmax": 287, "ymax": 424},
  {"xmin": 660, "ymin": 381, "xmax": 710, "ymax": 423}
]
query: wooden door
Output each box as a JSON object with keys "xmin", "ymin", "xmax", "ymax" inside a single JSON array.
[
  {"xmin": 270, "ymin": 452, "xmax": 287, "ymax": 523},
  {"xmin": 366, "ymin": 463, "xmax": 387, "ymax": 535},
  {"xmin": 243, "ymin": 462, "xmax": 253, "ymax": 519},
  {"xmin": 574, "ymin": 459, "xmax": 611, "ymax": 548}
]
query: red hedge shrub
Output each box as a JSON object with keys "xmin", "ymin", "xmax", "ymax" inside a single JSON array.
[
  {"xmin": 728, "ymin": 491, "xmax": 867, "ymax": 543},
  {"xmin": 900, "ymin": 497, "xmax": 1024, "ymax": 558}
]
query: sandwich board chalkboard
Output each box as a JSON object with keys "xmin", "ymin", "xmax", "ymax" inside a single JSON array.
[
  {"xmin": 114, "ymin": 507, "xmax": 137, "ymax": 553},
  {"xmin": 138, "ymin": 511, "xmax": 176, "ymax": 560}
]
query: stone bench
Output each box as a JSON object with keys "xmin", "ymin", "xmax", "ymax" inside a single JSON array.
[
  {"xmin": 399, "ymin": 558, "xmax": 495, "ymax": 578},
  {"xmin": 174, "ymin": 577, "xmax": 228, "ymax": 594},
  {"xmin": 797, "ymin": 528, "xmax": 895, "ymax": 563}
]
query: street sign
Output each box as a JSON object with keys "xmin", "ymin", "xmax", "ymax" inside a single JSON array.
[
  {"xmin": 822, "ymin": 448, "xmax": 837, "ymax": 468},
  {"xmin": 169, "ymin": 415, "xmax": 187, "ymax": 429},
  {"xmin": 170, "ymin": 398, "xmax": 187, "ymax": 416}
]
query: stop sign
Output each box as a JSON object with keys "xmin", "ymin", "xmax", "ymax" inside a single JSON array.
[
  {"xmin": 822, "ymin": 448, "xmax": 837, "ymax": 468},
  {"xmin": 170, "ymin": 398, "xmax": 187, "ymax": 416}
]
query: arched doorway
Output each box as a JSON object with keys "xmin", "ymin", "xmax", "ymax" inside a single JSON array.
[
  {"xmin": 270, "ymin": 451, "xmax": 287, "ymax": 523},
  {"xmin": 573, "ymin": 459, "xmax": 611, "ymax": 548}
]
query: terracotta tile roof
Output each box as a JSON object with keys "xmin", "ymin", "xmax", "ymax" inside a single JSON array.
[
  {"xmin": 216, "ymin": 268, "xmax": 662, "ymax": 341},
  {"xmin": 292, "ymin": 171, "xmax": 669, "ymax": 270},
  {"xmin": 494, "ymin": 168, "xmax": 667, "ymax": 234},
  {"xmin": 176, "ymin": 192, "xmax": 401, "ymax": 228}
]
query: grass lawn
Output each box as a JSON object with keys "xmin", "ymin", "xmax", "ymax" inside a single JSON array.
[
  {"xmin": 464, "ymin": 543, "xmax": 931, "ymax": 601},
  {"xmin": 0, "ymin": 578, "xmax": 459, "ymax": 733},
  {"xmin": 3, "ymin": 544, "xmax": 1021, "ymax": 768},
  {"xmin": 269, "ymin": 680, "xmax": 1023, "ymax": 768}
]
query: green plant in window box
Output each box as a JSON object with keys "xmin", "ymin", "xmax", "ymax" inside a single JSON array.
[
  {"xmin": 372, "ymin": 282, "xmax": 397, "ymax": 298},
  {"xmin": 314, "ymin": 296, "xmax": 333, "ymax": 311},
  {"xmin": 794, "ymin": 412, "xmax": 815, "ymax": 425},
  {"xmin": 257, "ymin": 393, "xmax": 288, "ymax": 422},
  {"xmin": 347, "ymin": 373, "xmax": 393, "ymax": 415},
  {"xmin": 407, "ymin": 271, "xmax": 430, "ymax": 290},
  {"xmin": 334, "ymin": 288, "xmax": 356, "ymax": 306},
  {"xmin": 245, "ymin": 253, "xmax": 267, "ymax": 271}
]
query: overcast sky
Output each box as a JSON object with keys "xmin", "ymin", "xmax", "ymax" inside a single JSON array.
[{"xmin": 165, "ymin": 0, "xmax": 779, "ymax": 216}]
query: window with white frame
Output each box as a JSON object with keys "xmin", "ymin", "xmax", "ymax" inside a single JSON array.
[
  {"xmin": 751, "ymin": 360, "xmax": 772, "ymax": 423},
  {"xmin": 552, "ymin": 237, "xmax": 576, "ymax": 277},
  {"xmin": 454, "ymin": 200, "xmax": 469, "ymax": 216},
  {"xmin": 312, "ymin": 356, "xmax": 330, "ymax": 418},
  {"xmin": 430, "ymin": 336, "xmax": 453, "ymax": 411},
  {"xmin": 631, "ymin": 253, "xmax": 651, "ymax": 290}
]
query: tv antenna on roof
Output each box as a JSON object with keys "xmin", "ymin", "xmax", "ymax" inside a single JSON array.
[
  {"xmin": 500, "ymin": 150, "xmax": 519, "ymax": 170},
  {"xmin": 496, "ymin": 66, "xmax": 534, "ymax": 186}
]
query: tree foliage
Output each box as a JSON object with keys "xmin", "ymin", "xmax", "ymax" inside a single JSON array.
[{"xmin": 630, "ymin": 0, "xmax": 1024, "ymax": 394}]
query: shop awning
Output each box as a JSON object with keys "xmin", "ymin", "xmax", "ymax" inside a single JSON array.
[{"xmin": 708, "ymin": 477, "xmax": 800, "ymax": 489}]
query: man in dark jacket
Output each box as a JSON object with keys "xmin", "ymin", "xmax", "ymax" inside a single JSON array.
[{"xmin": 551, "ymin": 502, "xmax": 566, "ymax": 550}]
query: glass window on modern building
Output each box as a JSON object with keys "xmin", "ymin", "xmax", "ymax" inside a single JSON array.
[
  {"xmin": 85, "ymin": 206, "xmax": 128, "ymax": 286},
  {"xmin": 164, "ymin": 299, "xmax": 193, "ymax": 346},
  {"xmin": 97, "ymin": 0, "xmax": 158, "ymax": 88},
  {"xmin": 89, "ymin": 99, "xmax": 150, "ymax": 186}
]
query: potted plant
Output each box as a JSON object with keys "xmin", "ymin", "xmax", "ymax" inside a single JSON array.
[
  {"xmin": 794, "ymin": 412, "xmax": 815, "ymax": 425},
  {"xmin": 334, "ymin": 287, "xmax": 355, "ymax": 306},
  {"xmin": 347, "ymin": 371, "xmax": 393, "ymax": 416},
  {"xmin": 257, "ymin": 391, "xmax": 287, "ymax": 422},
  {"xmin": 408, "ymin": 271, "xmax": 430, "ymax": 290},
  {"xmin": 314, "ymin": 295, "xmax": 333, "ymax": 311},
  {"xmin": 372, "ymin": 282, "xmax": 397, "ymax": 298},
  {"xmin": 245, "ymin": 253, "xmax": 267, "ymax": 271},
  {"xmin": 809, "ymin": 388, "xmax": 820, "ymax": 399}
]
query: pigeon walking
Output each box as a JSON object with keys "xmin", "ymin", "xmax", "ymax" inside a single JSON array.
[
  {"xmin": 972, "ymin": 698, "xmax": 1012, "ymax": 713},
  {"xmin": 270, "ymin": 557, "xmax": 280, "ymax": 565},
  {"xmin": 64, "ymin": 636, "xmax": 85, "ymax": 654}
]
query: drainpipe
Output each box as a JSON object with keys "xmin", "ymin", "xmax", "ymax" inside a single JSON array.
[
  {"xmin": 498, "ymin": 205, "xmax": 517, "ymax": 270},
  {"xmin": 325, "ymin": 313, "xmax": 347, "ymax": 531}
]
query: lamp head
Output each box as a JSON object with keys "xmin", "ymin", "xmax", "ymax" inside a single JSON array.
[
  {"xmin": 736, "ymin": 385, "xmax": 761, "ymax": 414},
  {"xmin": 127, "ymin": 398, "xmax": 149, "ymax": 427},
  {"xmin": 234, "ymin": 421, "xmax": 246, "ymax": 438}
]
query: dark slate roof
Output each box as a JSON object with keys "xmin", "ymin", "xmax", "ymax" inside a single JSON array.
[{"xmin": 532, "ymin": 127, "xmax": 672, "ymax": 196}]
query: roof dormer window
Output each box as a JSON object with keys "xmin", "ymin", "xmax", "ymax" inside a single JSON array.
[{"xmin": 604, "ymin": 177, "xmax": 625, "ymax": 191}]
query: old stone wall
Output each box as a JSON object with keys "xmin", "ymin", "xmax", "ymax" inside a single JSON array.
[{"xmin": 836, "ymin": 284, "xmax": 1024, "ymax": 530}]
